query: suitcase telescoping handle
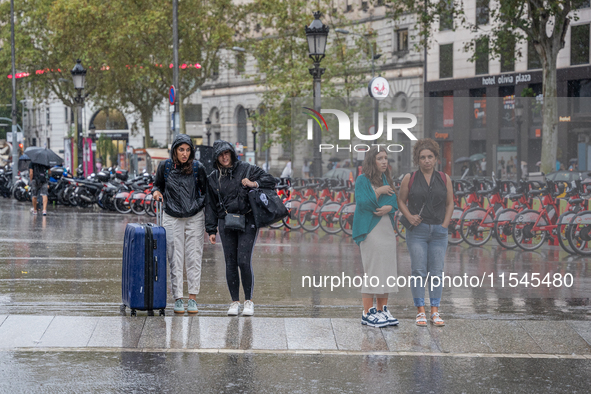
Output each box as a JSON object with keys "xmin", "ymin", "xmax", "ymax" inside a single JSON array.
[{"xmin": 156, "ymin": 201, "xmax": 163, "ymax": 227}]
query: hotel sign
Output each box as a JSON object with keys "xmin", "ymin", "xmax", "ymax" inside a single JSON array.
[{"xmin": 481, "ymin": 73, "xmax": 532, "ymax": 86}]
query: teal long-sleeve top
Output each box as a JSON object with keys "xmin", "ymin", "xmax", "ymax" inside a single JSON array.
[{"xmin": 352, "ymin": 174, "xmax": 398, "ymax": 245}]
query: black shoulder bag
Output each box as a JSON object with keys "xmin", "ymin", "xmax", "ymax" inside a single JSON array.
[{"xmin": 216, "ymin": 166, "xmax": 251, "ymax": 232}]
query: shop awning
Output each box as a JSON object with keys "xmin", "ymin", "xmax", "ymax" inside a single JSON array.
[{"xmin": 145, "ymin": 148, "xmax": 169, "ymax": 160}]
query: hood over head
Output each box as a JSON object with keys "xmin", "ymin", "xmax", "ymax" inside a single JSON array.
[
  {"xmin": 170, "ymin": 134, "xmax": 195, "ymax": 162},
  {"xmin": 212, "ymin": 140, "xmax": 238, "ymax": 169}
]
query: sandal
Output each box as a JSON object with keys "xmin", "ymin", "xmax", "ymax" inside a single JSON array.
[
  {"xmin": 415, "ymin": 312, "xmax": 427, "ymax": 327},
  {"xmin": 431, "ymin": 312, "xmax": 445, "ymax": 326}
]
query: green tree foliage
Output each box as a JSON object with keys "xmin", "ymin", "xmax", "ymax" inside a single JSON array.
[
  {"xmin": 242, "ymin": 0, "xmax": 374, "ymax": 150},
  {"xmin": 0, "ymin": 0, "xmax": 244, "ymax": 148}
]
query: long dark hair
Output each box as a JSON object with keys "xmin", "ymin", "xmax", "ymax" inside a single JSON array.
[
  {"xmin": 362, "ymin": 147, "xmax": 394, "ymax": 189},
  {"xmin": 172, "ymin": 144, "xmax": 193, "ymax": 175}
]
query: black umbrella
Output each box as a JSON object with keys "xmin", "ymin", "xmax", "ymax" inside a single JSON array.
[
  {"xmin": 455, "ymin": 157, "xmax": 471, "ymax": 163},
  {"xmin": 24, "ymin": 147, "xmax": 63, "ymax": 167},
  {"xmin": 18, "ymin": 153, "xmax": 31, "ymax": 172},
  {"xmin": 328, "ymin": 157, "xmax": 341, "ymax": 162}
]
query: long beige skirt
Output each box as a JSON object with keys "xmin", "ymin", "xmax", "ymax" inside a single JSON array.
[{"xmin": 359, "ymin": 215, "xmax": 398, "ymax": 295}]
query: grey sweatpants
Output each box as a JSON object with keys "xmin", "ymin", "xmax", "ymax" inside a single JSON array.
[{"xmin": 163, "ymin": 210, "xmax": 205, "ymax": 300}]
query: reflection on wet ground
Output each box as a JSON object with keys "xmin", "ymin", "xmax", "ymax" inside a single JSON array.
[
  {"xmin": 0, "ymin": 350, "xmax": 589, "ymax": 393},
  {"xmin": 0, "ymin": 199, "xmax": 589, "ymax": 320}
]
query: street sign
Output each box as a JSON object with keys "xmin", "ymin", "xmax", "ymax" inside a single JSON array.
[
  {"xmin": 368, "ymin": 77, "xmax": 390, "ymax": 101},
  {"xmin": 6, "ymin": 132, "xmax": 23, "ymax": 142},
  {"xmin": 169, "ymin": 85, "xmax": 176, "ymax": 105}
]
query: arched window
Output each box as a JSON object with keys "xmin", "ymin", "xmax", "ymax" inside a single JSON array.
[
  {"xmin": 209, "ymin": 107, "xmax": 221, "ymax": 141},
  {"xmin": 89, "ymin": 108, "xmax": 129, "ymax": 130},
  {"xmin": 236, "ymin": 106, "xmax": 247, "ymax": 145}
]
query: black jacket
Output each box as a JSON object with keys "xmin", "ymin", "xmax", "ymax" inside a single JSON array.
[
  {"xmin": 152, "ymin": 134, "xmax": 208, "ymax": 218},
  {"xmin": 205, "ymin": 140, "xmax": 276, "ymax": 235}
]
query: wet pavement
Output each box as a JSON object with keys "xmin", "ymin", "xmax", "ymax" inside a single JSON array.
[
  {"xmin": 0, "ymin": 350, "xmax": 588, "ymax": 393},
  {"xmin": 1, "ymin": 198, "xmax": 589, "ymax": 320},
  {"xmin": 1, "ymin": 198, "xmax": 590, "ymax": 390}
]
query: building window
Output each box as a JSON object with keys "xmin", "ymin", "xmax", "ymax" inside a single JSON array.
[
  {"xmin": 46, "ymin": 107, "xmax": 50, "ymax": 126},
  {"xmin": 499, "ymin": 85, "xmax": 515, "ymax": 128},
  {"xmin": 577, "ymin": 0, "xmax": 590, "ymax": 9},
  {"xmin": 439, "ymin": 44, "xmax": 453, "ymax": 79},
  {"xmin": 475, "ymin": 38, "xmax": 489, "ymax": 75},
  {"xmin": 500, "ymin": 36, "xmax": 515, "ymax": 72},
  {"xmin": 397, "ymin": 29, "xmax": 408, "ymax": 52},
  {"xmin": 211, "ymin": 58, "xmax": 220, "ymax": 78},
  {"xmin": 470, "ymin": 88, "xmax": 486, "ymax": 129},
  {"xmin": 345, "ymin": 1, "xmax": 352, "ymax": 12},
  {"xmin": 571, "ymin": 24, "xmax": 590, "ymax": 65},
  {"xmin": 439, "ymin": 0, "xmax": 453, "ymax": 31},
  {"xmin": 528, "ymin": 83, "xmax": 543, "ymax": 124},
  {"xmin": 236, "ymin": 106, "xmax": 247, "ymax": 146},
  {"xmin": 568, "ymin": 79, "xmax": 591, "ymax": 114},
  {"xmin": 235, "ymin": 52, "xmax": 246, "ymax": 75},
  {"xmin": 361, "ymin": 1, "xmax": 368, "ymax": 11},
  {"xmin": 430, "ymin": 90, "xmax": 454, "ymax": 129},
  {"xmin": 64, "ymin": 107, "xmax": 68, "ymax": 123},
  {"xmin": 528, "ymin": 42, "xmax": 542, "ymax": 69},
  {"xmin": 476, "ymin": 0, "xmax": 489, "ymax": 26}
]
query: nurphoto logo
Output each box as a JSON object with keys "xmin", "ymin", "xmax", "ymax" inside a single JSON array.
[{"xmin": 303, "ymin": 107, "xmax": 418, "ymax": 153}]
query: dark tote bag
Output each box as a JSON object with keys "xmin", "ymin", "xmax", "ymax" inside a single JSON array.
[{"xmin": 248, "ymin": 188, "xmax": 289, "ymax": 228}]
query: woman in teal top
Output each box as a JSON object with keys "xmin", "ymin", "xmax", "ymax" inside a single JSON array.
[{"xmin": 352, "ymin": 147, "xmax": 399, "ymax": 328}]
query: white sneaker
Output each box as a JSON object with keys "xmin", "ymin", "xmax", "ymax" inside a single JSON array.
[
  {"xmin": 243, "ymin": 300, "xmax": 254, "ymax": 316},
  {"xmin": 227, "ymin": 301, "xmax": 240, "ymax": 316}
]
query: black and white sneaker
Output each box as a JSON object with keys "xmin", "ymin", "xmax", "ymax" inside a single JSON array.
[
  {"xmin": 379, "ymin": 306, "xmax": 399, "ymax": 326},
  {"xmin": 361, "ymin": 307, "xmax": 389, "ymax": 328}
]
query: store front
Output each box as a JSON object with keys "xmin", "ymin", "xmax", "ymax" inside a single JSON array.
[{"xmin": 425, "ymin": 65, "xmax": 591, "ymax": 177}]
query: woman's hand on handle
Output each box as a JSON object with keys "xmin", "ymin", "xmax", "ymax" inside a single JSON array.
[
  {"xmin": 153, "ymin": 191, "xmax": 163, "ymax": 201},
  {"xmin": 242, "ymin": 178, "xmax": 258, "ymax": 188},
  {"xmin": 209, "ymin": 234, "xmax": 217, "ymax": 244},
  {"xmin": 409, "ymin": 214, "xmax": 422, "ymax": 227}
]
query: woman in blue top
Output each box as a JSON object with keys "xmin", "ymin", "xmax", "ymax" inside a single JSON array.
[{"xmin": 352, "ymin": 147, "xmax": 400, "ymax": 328}]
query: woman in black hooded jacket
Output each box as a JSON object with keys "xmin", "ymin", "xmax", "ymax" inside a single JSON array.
[
  {"xmin": 205, "ymin": 140, "xmax": 276, "ymax": 316},
  {"xmin": 152, "ymin": 134, "xmax": 208, "ymax": 315}
]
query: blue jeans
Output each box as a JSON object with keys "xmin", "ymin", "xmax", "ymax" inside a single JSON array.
[{"xmin": 406, "ymin": 223, "xmax": 448, "ymax": 307}]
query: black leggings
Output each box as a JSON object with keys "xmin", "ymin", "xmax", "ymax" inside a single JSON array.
[{"xmin": 218, "ymin": 215, "xmax": 258, "ymax": 302}]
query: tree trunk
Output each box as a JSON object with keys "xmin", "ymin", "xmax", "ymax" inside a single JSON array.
[
  {"xmin": 142, "ymin": 112, "xmax": 152, "ymax": 148},
  {"xmin": 540, "ymin": 52, "xmax": 558, "ymax": 175}
]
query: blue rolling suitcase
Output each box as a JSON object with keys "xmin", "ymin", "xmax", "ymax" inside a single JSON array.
[{"xmin": 121, "ymin": 202, "xmax": 167, "ymax": 316}]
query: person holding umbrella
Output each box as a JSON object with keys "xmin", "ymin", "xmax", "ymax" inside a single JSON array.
[
  {"xmin": 29, "ymin": 160, "xmax": 49, "ymax": 215},
  {"xmin": 25, "ymin": 147, "xmax": 63, "ymax": 216}
]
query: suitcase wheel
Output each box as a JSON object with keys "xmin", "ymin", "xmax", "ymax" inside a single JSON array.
[
  {"xmin": 159, "ymin": 309, "xmax": 165, "ymax": 316},
  {"xmin": 130, "ymin": 309, "xmax": 137, "ymax": 317},
  {"xmin": 148, "ymin": 310, "xmax": 154, "ymax": 316}
]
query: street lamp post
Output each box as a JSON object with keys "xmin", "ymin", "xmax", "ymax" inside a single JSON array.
[
  {"xmin": 10, "ymin": 0, "xmax": 17, "ymax": 183},
  {"xmin": 515, "ymin": 100, "xmax": 524, "ymax": 181},
  {"xmin": 305, "ymin": 11, "xmax": 329, "ymax": 178},
  {"xmin": 71, "ymin": 59, "xmax": 86, "ymax": 175},
  {"xmin": 245, "ymin": 108, "xmax": 258, "ymax": 166},
  {"xmin": 205, "ymin": 117, "xmax": 212, "ymax": 146},
  {"xmin": 335, "ymin": 28, "xmax": 381, "ymax": 134}
]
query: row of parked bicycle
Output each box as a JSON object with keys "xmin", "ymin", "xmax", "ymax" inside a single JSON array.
[
  {"xmin": 273, "ymin": 175, "xmax": 591, "ymax": 256},
  {"xmin": 3, "ymin": 165, "xmax": 161, "ymax": 216},
  {"xmin": 3, "ymin": 161, "xmax": 591, "ymax": 255}
]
